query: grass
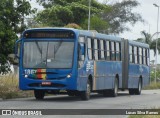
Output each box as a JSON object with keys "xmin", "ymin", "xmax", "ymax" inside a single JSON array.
[
  {"xmin": 0, "ymin": 74, "xmax": 33, "ymax": 99},
  {"xmin": 128, "ymin": 115, "xmax": 160, "ymax": 118},
  {"xmin": 143, "ymin": 82, "xmax": 160, "ymax": 90}
]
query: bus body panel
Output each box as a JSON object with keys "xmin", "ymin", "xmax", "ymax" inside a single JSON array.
[
  {"xmin": 95, "ymin": 61, "xmax": 122, "ymax": 90},
  {"xmin": 122, "ymin": 39, "xmax": 150, "ymax": 89}
]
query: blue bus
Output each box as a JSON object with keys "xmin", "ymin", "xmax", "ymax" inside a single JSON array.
[{"xmin": 15, "ymin": 28, "xmax": 150, "ymax": 100}]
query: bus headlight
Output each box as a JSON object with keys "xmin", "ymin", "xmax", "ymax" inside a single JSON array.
[
  {"xmin": 67, "ymin": 74, "xmax": 72, "ymax": 78},
  {"xmin": 24, "ymin": 75, "xmax": 28, "ymax": 78}
]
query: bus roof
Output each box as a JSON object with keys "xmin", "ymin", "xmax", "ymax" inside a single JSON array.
[
  {"xmin": 128, "ymin": 40, "xmax": 149, "ymax": 48},
  {"xmin": 23, "ymin": 27, "xmax": 122, "ymax": 42}
]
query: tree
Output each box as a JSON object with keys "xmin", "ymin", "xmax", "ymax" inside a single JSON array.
[
  {"xmin": 141, "ymin": 31, "xmax": 152, "ymax": 44},
  {"xmin": 0, "ymin": 0, "xmax": 33, "ymax": 74},
  {"xmin": 82, "ymin": 15, "xmax": 109, "ymax": 32},
  {"xmin": 136, "ymin": 30, "xmax": 160, "ymax": 55},
  {"xmin": 36, "ymin": 0, "xmax": 106, "ymax": 27},
  {"xmin": 65, "ymin": 23, "xmax": 82, "ymax": 29},
  {"xmin": 150, "ymin": 39, "xmax": 160, "ymax": 55},
  {"xmin": 101, "ymin": 0, "xmax": 144, "ymax": 34},
  {"xmin": 36, "ymin": 0, "xmax": 143, "ymax": 34}
]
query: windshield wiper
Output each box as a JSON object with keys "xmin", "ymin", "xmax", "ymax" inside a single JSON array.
[{"xmin": 35, "ymin": 41, "xmax": 42, "ymax": 55}]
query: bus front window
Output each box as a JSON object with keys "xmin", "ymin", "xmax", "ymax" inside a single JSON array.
[{"xmin": 23, "ymin": 41, "xmax": 74, "ymax": 69}]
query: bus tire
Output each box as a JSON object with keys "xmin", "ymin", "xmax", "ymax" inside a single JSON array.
[
  {"xmin": 80, "ymin": 80, "xmax": 91, "ymax": 100},
  {"xmin": 110, "ymin": 78, "xmax": 118, "ymax": 97},
  {"xmin": 103, "ymin": 90, "xmax": 110, "ymax": 97},
  {"xmin": 135, "ymin": 79, "xmax": 142, "ymax": 95},
  {"xmin": 129, "ymin": 89, "xmax": 135, "ymax": 95},
  {"xmin": 129, "ymin": 79, "xmax": 142, "ymax": 95},
  {"xmin": 34, "ymin": 90, "xmax": 45, "ymax": 100}
]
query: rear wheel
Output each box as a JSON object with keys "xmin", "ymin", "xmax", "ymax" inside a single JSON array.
[
  {"xmin": 80, "ymin": 80, "xmax": 91, "ymax": 100},
  {"xmin": 103, "ymin": 78, "xmax": 118, "ymax": 97},
  {"xmin": 135, "ymin": 79, "xmax": 142, "ymax": 95},
  {"xmin": 34, "ymin": 90, "xmax": 45, "ymax": 100},
  {"xmin": 129, "ymin": 79, "xmax": 142, "ymax": 95},
  {"xmin": 129, "ymin": 89, "xmax": 135, "ymax": 95},
  {"xmin": 110, "ymin": 78, "xmax": 118, "ymax": 97}
]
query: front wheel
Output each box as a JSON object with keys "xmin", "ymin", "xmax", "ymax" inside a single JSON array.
[
  {"xmin": 80, "ymin": 80, "xmax": 91, "ymax": 100},
  {"xmin": 34, "ymin": 90, "xmax": 45, "ymax": 100}
]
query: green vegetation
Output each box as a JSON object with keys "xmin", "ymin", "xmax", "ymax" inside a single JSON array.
[
  {"xmin": 136, "ymin": 31, "xmax": 160, "ymax": 55},
  {"xmin": 128, "ymin": 115, "xmax": 160, "ymax": 118},
  {"xmin": 36, "ymin": 0, "xmax": 143, "ymax": 34},
  {"xmin": 0, "ymin": 75, "xmax": 33, "ymax": 99},
  {"xmin": 144, "ymin": 82, "xmax": 160, "ymax": 90},
  {"xmin": 0, "ymin": 0, "xmax": 35, "ymax": 74},
  {"xmin": 0, "ymin": 0, "xmax": 144, "ymax": 74}
]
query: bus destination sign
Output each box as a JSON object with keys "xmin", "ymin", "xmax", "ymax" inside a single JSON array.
[{"xmin": 23, "ymin": 31, "xmax": 75, "ymax": 39}]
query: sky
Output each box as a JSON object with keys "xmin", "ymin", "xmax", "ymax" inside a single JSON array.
[
  {"xmin": 30, "ymin": 0, "xmax": 160, "ymax": 40},
  {"xmin": 30, "ymin": 0, "xmax": 160, "ymax": 63},
  {"xmin": 102, "ymin": 0, "xmax": 160, "ymax": 64},
  {"xmin": 112, "ymin": 0, "xmax": 160, "ymax": 63}
]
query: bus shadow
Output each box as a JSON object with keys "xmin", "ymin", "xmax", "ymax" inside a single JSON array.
[{"xmin": 31, "ymin": 92, "xmax": 130, "ymax": 102}]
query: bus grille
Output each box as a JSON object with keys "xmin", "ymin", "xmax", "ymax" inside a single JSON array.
[{"xmin": 28, "ymin": 83, "xmax": 66, "ymax": 88}]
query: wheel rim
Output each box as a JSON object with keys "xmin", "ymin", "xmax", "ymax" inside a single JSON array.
[
  {"xmin": 138, "ymin": 81, "xmax": 141, "ymax": 92},
  {"xmin": 114, "ymin": 79, "xmax": 118, "ymax": 94},
  {"xmin": 86, "ymin": 82, "xmax": 90, "ymax": 97}
]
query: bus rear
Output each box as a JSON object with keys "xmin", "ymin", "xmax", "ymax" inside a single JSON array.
[{"xmin": 15, "ymin": 28, "xmax": 79, "ymax": 99}]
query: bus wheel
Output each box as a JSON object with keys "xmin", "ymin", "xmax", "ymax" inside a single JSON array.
[
  {"xmin": 34, "ymin": 90, "xmax": 45, "ymax": 100},
  {"xmin": 103, "ymin": 90, "xmax": 110, "ymax": 97},
  {"xmin": 135, "ymin": 79, "xmax": 142, "ymax": 95},
  {"xmin": 129, "ymin": 79, "xmax": 142, "ymax": 95},
  {"xmin": 129, "ymin": 89, "xmax": 135, "ymax": 95},
  {"xmin": 80, "ymin": 80, "xmax": 91, "ymax": 100},
  {"xmin": 110, "ymin": 78, "xmax": 118, "ymax": 97}
]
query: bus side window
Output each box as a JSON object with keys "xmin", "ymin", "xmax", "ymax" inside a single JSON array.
[
  {"xmin": 78, "ymin": 43, "xmax": 85, "ymax": 61},
  {"xmin": 146, "ymin": 49, "xmax": 149, "ymax": 66},
  {"xmin": 87, "ymin": 38, "xmax": 92, "ymax": 60},
  {"xmin": 134, "ymin": 46, "xmax": 138, "ymax": 64},
  {"xmin": 139, "ymin": 47, "xmax": 142, "ymax": 64},
  {"xmin": 91, "ymin": 39, "xmax": 94, "ymax": 60},
  {"xmin": 129, "ymin": 45, "xmax": 133, "ymax": 63},
  {"xmin": 100, "ymin": 40, "xmax": 105, "ymax": 60},
  {"xmin": 111, "ymin": 42, "xmax": 115, "ymax": 61},
  {"xmin": 106, "ymin": 41, "xmax": 110, "ymax": 61},
  {"xmin": 97, "ymin": 39, "xmax": 101, "ymax": 59},
  {"xmin": 116, "ymin": 42, "xmax": 120, "ymax": 61},
  {"xmin": 78, "ymin": 36, "xmax": 85, "ymax": 68},
  {"xmin": 143, "ymin": 48, "xmax": 146, "ymax": 65},
  {"xmin": 94, "ymin": 39, "xmax": 98, "ymax": 60},
  {"xmin": 103, "ymin": 40, "xmax": 107, "ymax": 60}
]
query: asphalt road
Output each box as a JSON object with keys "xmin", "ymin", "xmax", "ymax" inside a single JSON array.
[{"xmin": 0, "ymin": 89, "xmax": 160, "ymax": 118}]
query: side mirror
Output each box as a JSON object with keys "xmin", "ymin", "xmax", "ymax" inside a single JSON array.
[{"xmin": 15, "ymin": 39, "xmax": 21, "ymax": 59}]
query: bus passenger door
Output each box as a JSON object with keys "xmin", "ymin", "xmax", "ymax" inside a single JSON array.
[
  {"xmin": 77, "ymin": 36, "xmax": 88, "ymax": 91},
  {"xmin": 78, "ymin": 42, "xmax": 85, "ymax": 68}
]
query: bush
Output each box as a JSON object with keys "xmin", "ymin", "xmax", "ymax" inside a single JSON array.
[
  {"xmin": 144, "ymin": 82, "xmax": 160, "ymax": 90},
  {"xmin": 0, "ymin": 74, "xmax": 33, "ymax": 99}
]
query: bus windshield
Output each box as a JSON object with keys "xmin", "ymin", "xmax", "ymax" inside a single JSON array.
[{"xmin": 23, "ymin": 41, "xmax": 74, "ymax": 69}]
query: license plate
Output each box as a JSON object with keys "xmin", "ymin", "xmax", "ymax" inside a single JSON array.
[{"xmin": 41, "ymin": 82, "xmax": 51, "ymax": 86}]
